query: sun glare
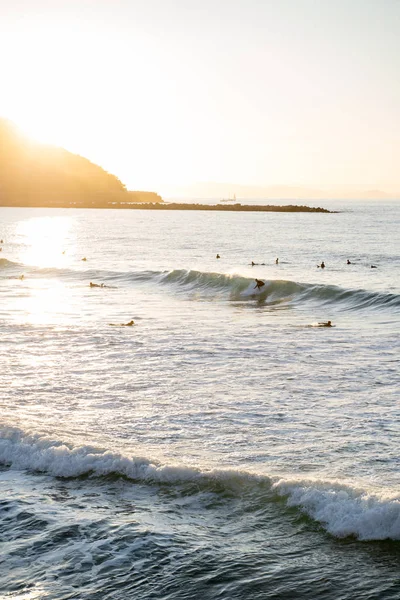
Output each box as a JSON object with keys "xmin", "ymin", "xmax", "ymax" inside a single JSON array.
[
  {"xmin": 16, "ymin": 116, "xmax": 66, "ymax": 148},
  {"xmin": 16, "ymin": 281, "xmax": 75, "ymax": 326},
  {"xmin": 17, "ymin": 217, "xmax": 73, "ymax": 268},
  {"xmin": 14, "ymin": 216, "xmax": 77, "ymax": 325}
]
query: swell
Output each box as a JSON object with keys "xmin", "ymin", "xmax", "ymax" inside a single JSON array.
[
  {"xmin": 0, "ymin": 258, "xmax": 21, "ymax": 268},
  {"xmin": 1, "ymin": 426, "xmax": 399, "ymax": 542},
  {"xmin": 2, "ymin": 261, "xmax": 399, "ymax": 312},
  {"xmin": 151, "ymin": 269, "xmax": 400, "ymax": 313}
]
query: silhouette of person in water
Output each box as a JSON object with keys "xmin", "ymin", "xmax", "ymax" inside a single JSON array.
[
  {"xmin": 216, "ymin": 254, "xmax": 220, "ymax": 259},
  {"xmin": 347, "ymin": 259, "xmax": 351, "ymax": 264},
  {"xmin": 371, "ymin": 265, "xmax": 377, "ymax": 269},
  {"xmin": 318, "ymin": 261, "xmax": 325, "ymax": 269},
  {"xmin": 254, "ymin": 279, "xmax": 265, "ymax": 290},
  {"xmin": 90, "ymin": 282, "xmax": 107, "ymax": 288},
  {"xmin": 109, "ymin": 320, "xmax": 134, "ymax": 326},
  {"xmin": 318, "ymin": 321, "xmax": 332, "ymax": 327},
  {"xmin": 251, "ymin": 261, "xmax": 256, "ymax": 266},
  {"xmin": 275, "ymin": 258, "xmax": 279, "ymax": 264},
  {"xmin": 82, "ymin": 257, "xmax": 87, "ymax": 261}
]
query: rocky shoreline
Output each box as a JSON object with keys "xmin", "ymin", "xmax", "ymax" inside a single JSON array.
[{"xmin": 0, "ymin": 199, "xmax": 332, "ymax": 213}]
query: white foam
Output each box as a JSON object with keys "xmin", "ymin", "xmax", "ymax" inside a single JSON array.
[
  {"xmin": 1, "ymin": 427, "xmax": 399, "ymax": 541},
  {"xmin": 0, "ymin": 427, "xmax": 201, "ymax": 483},
  {"xmin": 273, "ymin": 478, "xmax": 400, "ymax": 541},
  {"xmin": 241, "ymin": 282, "xmax": 265, "ymax": 297}
]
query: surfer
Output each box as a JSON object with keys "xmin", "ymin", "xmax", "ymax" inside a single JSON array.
[
  {"xmin": 318, "ymin": 321, "xmax": 332, "ymax": 327},
  {"xmin": 347, "ymin": 259, "xmax": 351, "ymax": 264},
  {"xmin": 109, "ymin": 320, "xmax": 135, "ymax": 327},
  {"xmin": 275, "ymin": 258, "xmax": 279, "ymax": 264},
  {"xmin": 82, "ymin": 257, "xmax": 87, "ymax": 261},
  {"xmin": 318, "ymin": 261, "xmax": 325, "ymax": 269},
  {"xmin": 254, "ymin": 279, "xmax": 265, "ymax": 290},
  {"xmin": 89, "ymin": 282, "xmax": 107, "ymax": 288},
  {"xmin": 216, "ymin": 254, "xmax": 220, "ymax": 259},
  {"xmin": 371, "ymin": 265, "xmax": 377, "ymax": 269},
  {"xmin": 251, "ymin": 261, "xmax": 256, "ymax": 266}
]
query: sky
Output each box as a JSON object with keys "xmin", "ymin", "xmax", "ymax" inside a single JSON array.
[{"xmin": 0, "ymin": 0, "xmax": 399, "ymax": 195}]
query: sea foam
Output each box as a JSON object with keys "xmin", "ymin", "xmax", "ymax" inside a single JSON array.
[
  {"xmin": 273, "ymin": 478, "xmax": 400, "ymax": 541},
  {"xmin": 1, "ymin": 426, "xmax": 399, "ymax": 541}
]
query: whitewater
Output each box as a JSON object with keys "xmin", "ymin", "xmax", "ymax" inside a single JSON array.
[{"xmin": 0, "ymin": 201, "xmax": 399, "ymax": 599}]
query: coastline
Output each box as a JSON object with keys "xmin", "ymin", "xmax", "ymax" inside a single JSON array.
[{"xmin": 0, "ymin": 200, "xmax": 333, "ymax": 213}]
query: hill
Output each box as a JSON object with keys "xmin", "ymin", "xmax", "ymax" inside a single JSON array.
[
  {"xmin": 0, "ymin": 119, "xmax": 162, "ymax": 207},
  {"xmin": 0, "ymin": 119, "xmax": 331, "ymax": 212}
]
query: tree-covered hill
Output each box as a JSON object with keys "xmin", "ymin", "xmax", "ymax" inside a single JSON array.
[{"xmin": 0, "ymin": 119, "xmax": 162, "ymax": 206}]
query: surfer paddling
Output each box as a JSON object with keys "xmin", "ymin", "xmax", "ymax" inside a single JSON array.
[
  {"xmin": 318, "ymin": 321, "xmax": 332, "ymax": 327},
  {"xmin": 109, "ymin": 320, "xmax": 135, "ymax": 327}
]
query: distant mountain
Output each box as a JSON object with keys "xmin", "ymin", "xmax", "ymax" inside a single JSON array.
[{"xmin": 0, "ymin": 119, "xmax": 162, "ymax": 207}]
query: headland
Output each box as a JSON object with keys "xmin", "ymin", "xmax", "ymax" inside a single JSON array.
[{"xmin": 0, "ymin": 119, "xmax": 332, "ymax": 213}]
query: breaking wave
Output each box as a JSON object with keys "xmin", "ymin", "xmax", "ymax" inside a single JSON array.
[
  {"xmin": 154, "ymin": 269, "xmax": 400, "ymax": 312},
  {"xmin": 1, "ymin": 426, "xmax": 399, "ymax": 541},
  {"xmin": 3, "ymin": 261, "xmax": 399, "ymax": 312}
]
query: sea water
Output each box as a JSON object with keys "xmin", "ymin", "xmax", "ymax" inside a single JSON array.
[{"xmin": 0, "ymin": 201, "xmax": 399, "ymax": 599}]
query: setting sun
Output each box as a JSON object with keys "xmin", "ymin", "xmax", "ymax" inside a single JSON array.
[{"xmin": 1, "ymin": 1, "xmax": 399, "ymax": 195}]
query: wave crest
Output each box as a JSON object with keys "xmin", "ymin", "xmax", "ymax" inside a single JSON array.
[
  {"xmin": 1, "ymin": 427, "xmax": 399, "ymax": 541},
  {"xmin": 273, "ymin": 478, "xmax": 400, "ymax": 541},
  {"xmin": 0, "ymin": 258, "xmax": 20, "ymax": 269},
  {"xmin": 3, "ymin": 261, "xmax": 398, "ymax": 312},
  {"xmin": 155, "ymin": 269, "xmax": 400, "ymax": 312}
]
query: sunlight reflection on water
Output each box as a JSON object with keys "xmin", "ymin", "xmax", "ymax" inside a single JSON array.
[{"xmin": 16, "ymin": 215, "xmax": 74, "ymax": 268}]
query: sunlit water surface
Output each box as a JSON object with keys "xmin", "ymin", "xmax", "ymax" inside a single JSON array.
[{"xmin": 0, "ymin": 201, "xmax": 399, "ymax": 599}]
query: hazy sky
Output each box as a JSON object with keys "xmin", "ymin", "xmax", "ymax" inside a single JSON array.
[{"xmin": 1, "ymin": 0, "xmax": 399, "ymax": 192}]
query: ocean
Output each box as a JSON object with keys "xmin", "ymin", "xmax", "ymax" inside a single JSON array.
[{"xmin": 0, "ymin": 200, "xmax": 399, "ymax": 599}]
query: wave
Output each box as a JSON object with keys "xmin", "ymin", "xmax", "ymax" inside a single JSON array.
[
  {"xmin": 1, "ymin": 426, "xmax": 399, "ymax": 541},
  {"xmin": 273, "ymin": 478, "xmax": 400, "ymax": 542},
  {"xmin": 3, "ymin": 261, "xmax": 400, "ymax": 312},
  {"xmin": 155, "ymin": 269, "xmax": 400, "ymax": 312},
  {"xmin": 0, "ymin": 258, "xmax": 21, "ymax": 269}
]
